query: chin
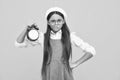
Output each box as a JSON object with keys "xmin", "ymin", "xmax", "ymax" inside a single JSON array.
[{"xmin": 53, "ymin": 29, "xmax": 60, "ymax": 33}]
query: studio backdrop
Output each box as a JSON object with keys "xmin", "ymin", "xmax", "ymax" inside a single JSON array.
[{"xmin": 0, "ymin": 0, "xmax": 120, "ymax": 80}]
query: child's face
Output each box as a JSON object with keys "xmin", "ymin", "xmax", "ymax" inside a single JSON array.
[{"xmin": 48, "ymin": 14, "xmax": 64, "ymax": 33}]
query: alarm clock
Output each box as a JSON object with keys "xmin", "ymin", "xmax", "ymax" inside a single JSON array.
[{"xmin": 27, "ymin": 24, "xmax": 39, "ymax": 41}]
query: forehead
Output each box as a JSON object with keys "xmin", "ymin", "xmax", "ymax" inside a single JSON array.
[{"xmin": 49, "ymin": 14, "xmax": 63, "ymax": 20}]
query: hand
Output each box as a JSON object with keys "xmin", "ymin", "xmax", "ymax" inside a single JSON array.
[
  {"xmin": 69, "ymin": 62, "xmax": 78, "ymax": 69},
  {"xmin": 31, "ymin": 24, "xmax": 39, "ymax": 30},
  {"xmin": 26, "ymin": 25, "xmax": 32, "ymax": 31},
  {"xmin": 26, "ymin": 24, "xmax": 39, "ymax": 31}
]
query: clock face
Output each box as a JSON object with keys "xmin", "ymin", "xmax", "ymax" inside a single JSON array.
[{"xmin": 28, "ymin": 29, "xmax": 39, "ymax": 40}]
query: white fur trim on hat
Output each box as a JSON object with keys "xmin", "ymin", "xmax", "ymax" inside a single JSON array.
[{"xmin": 45, "ymin": 7, "xmax": 67, "ymax": 19}]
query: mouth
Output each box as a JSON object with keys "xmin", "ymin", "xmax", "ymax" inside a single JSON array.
[
  {"xmin": 55, "ymin": 25, "xmax": 60, "ymax": 27},
  {"xmin": 53, "ymin": 27, "xmax": 60, "ymax": 31}
]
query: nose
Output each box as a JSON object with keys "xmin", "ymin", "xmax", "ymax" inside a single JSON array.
[{"xmin": 55, "ymin": 21, "xmax": 59, "ymax": 25}]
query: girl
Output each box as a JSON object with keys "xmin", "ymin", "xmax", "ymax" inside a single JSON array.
[{"xmin": 15, "ymin": 7, "xmax": 96, "ymax": 80}]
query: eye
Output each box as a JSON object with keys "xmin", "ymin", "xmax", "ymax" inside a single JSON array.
[
  {"xmin": 57, "ymin": 19, "xmax": 62, "ymax": 22},
  {"xmin": 50, "ymin": 20, "xmax": 55, "ymax": 23}
]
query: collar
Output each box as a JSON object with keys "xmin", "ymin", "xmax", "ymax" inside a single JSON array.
[{"xmin": 50, "ymin": 30, "xmax": 62, "ymax": 39}]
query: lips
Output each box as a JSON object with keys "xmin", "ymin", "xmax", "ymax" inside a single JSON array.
[
  {"xmin": 55, "ymin": 25, "xmax": 59, "ymax": 28},
  {"xmin": 53, "ymin": 27, "xmax": 59, "ymax": 31}
]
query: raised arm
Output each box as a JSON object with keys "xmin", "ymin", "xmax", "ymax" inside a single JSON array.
[
  {"xmin": 15, "ymin": 26, "xmax": 29, "ymax": 48},
  {"xmin": 15, "ymin": 26, "xmax": 44, "ymax": 48},
  {"xmin": 69, "ymin": 32, "xmax": 96, "ymax": 69}
]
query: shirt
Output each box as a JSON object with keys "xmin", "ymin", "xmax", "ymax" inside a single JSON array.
[{"xmin": 15, "ymin": 30, "xmax": 96, "ymax": 56}]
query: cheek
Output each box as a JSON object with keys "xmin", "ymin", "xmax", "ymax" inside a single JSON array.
[
  {"xmin": 59, "ymin": 25, "xmax": 63, "ymax": 29},
  {"xmin": 50, "ymin": 24, "xmax": 63, "ymax": 30},
  {"xmin": 50, "ymin": 25, "xmax": 55, "ymax": 30}
]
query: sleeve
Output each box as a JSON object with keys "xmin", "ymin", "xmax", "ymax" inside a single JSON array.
[
  {"xmin": 70, "ymin": 32, "xmax": 96, "ymax": 56},
  {"xmin": 14, "ymin": 32, "xmax": 44, "ymax": 48}
]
